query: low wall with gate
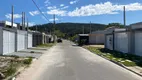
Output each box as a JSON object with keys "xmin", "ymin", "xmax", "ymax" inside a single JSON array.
[
  {"xmin": 0, "ymin": 27, "xmax": 51, "ymax": 55},
  {"xmin": 105, "ymin": 26, "xmax": 142, "ymax": 56},
  {"xmin": 0, "ymin": 27, "xmax": 34, "ymax": 55}
]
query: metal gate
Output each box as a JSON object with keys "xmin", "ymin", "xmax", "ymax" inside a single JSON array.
[
  {"xmin": 114, "ymin": 33, "xmax": 128, "ymax": 53},
  {"xmin": 106, "ymin": 35, "xmax": 113, "ymax": 50},
  {"xmin": 17, "ymin": 31, "xmax": 26, "ymax": 51},
  {"xmin": 135, "ymin": 32, "xmax": 142, "ymax": 56},
  {"xmin": 28, "ymin": 33, "xmax": 33, "ymax": 48},
  {"xmin": 3, "ymin": 30, "xmax": 15, "ymax": 54}
]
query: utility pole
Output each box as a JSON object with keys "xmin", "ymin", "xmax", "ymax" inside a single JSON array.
[
  {"xmin": 82, "ymin": 25, "xmax": 84, "ymax": 34},
  {"xmin": 53, "ymin": 14, "xmax": 55, "ymax": 29},
  {"xmin": 22, "ymin": 12, "xmax": 24, "ymax": 29},
  {"xmin": 53, "ymin": 14, "xmax": 56, "ymax": 42},
  {"xmin": 24, "ymin": 12, "xmax": 26, "ymax": 30},
  {"xmin": 90, "ymin": 21, "xmax": 92, "ymax": 33},
  {"xmin": 123, "ymin": 6, "xmax": 126, "ymax": 27},
  {"xmin": 11, "ymin": 5, "xmax": 14, "ymax": 28},
  {"xmin": 27, "ymin": 17, "xmax": 29, "ymax": 49},
  {"xmin": 36, "ymin": 25, "xmax": 37, "ymax": 31},
  {"xmin": 27, "ymin": 18, "xmax": 29, "ymax": 31}
]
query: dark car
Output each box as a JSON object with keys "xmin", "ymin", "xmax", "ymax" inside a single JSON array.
[{"xmin": 57, "ymin": 38, "xmax": 62, "ymax": 43}]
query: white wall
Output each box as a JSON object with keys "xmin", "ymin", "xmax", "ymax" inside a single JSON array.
[
  {"xmin": 135, "ymin": 32, "xmax": 142, "ymax": 56},
  {"xmin": 89, "ymin": 34, "xmax": 104, "ymax": 44},
  {"xmin": 114, "ymin": 32, "xmax": 129, "ymax": 53},
  {"xmin": 89, "ymin": 34, "xmax": 96, "ymax": 44}
]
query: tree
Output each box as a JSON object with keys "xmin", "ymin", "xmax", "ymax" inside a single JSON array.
[
  {"xmin": 54, "ymin": 30, "xmax": 65, "ymax": 38},
  {"xmin": 106, "ymin": 23, "xmax": 124, "ymax": 28}
]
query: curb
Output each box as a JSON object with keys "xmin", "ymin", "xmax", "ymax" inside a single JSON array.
[
  {"xmin": 99, "ymin": 54, "xmax": 142, "ymax": 77},
  {"xmin": 84, "ymin": 48, "xmax": 142, "ymax": 77}
]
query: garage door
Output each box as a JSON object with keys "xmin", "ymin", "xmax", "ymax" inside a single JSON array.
[
  {"xmin": 3, "ymin": 30, "xmax": 15, "ymax": 54},
  {"xmin": 106, "ymin": 35, "xmax": 113, "ymax": 50},
  {"xmin": 17, "ymin": 33, "xmax": 26, "ymax": 51},
  {"xmin": 135, "ymin": 32, "xmax": 142, "ymax": 56},
  {"xmin": 28, "ymin": 34, "xmax": 33, "ymax": 48},
  {"xmin": 115, "ymin": 33, "xmax": 128, "ymax": 53}
]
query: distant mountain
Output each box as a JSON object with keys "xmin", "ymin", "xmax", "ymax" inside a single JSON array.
[{"xmin": 30, "ymin": 23, "xmax": 106, "ymax": 35}]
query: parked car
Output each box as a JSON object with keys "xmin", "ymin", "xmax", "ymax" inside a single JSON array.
[{"xmin": 57, "ymin": 38, "xmax": 62, "ymax": 43}]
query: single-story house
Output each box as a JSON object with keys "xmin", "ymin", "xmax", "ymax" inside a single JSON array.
[
  {"xmin": 105, "ymin": 27, "xmax": 129, "ymax": 53},
  {"xmin": 78, "ymin": 34, "xmax": 89, "ymax": 45},
  {"xmin": 0, "ymin": 27, "xmax": 34, "ymax": 55},
  {"xmin": 104, "ymin": 23, "xmax": 142, "ymax": 56},
  {"xmin": 129, "ymin": 22, "xmax": 142, "ymax": 56},
  {"xmin": 89, "ymin": 31, "xmax": 105, "ymax": 45}
]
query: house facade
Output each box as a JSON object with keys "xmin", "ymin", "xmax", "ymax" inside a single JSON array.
[
  {"xmin": 89, "ymin": 31, "xmax": 105, "ymax": 45},
  {"xmin": 104, "ymin": 23, "xmax": 142, "ymax": 56}
]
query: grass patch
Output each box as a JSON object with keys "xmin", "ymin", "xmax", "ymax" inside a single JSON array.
[
  {"xmin": 85, "ymin": 46, "xmax": 142, "ymax": 67},
  {"xmin": 3, "ymin": 64, "xmax": 17, "ymax": 78},
  {"xmin": 23, "ymin": 57, "xmax": 33, "ymax": 65},
  {"xmin": 37, "ymin": 43, "xmax": 55, "ymax": 48},
  {"xmin": 0, "ymin": 56, "xmax": 33, "ymax": 79},
  {"xmin": 121, "ymin": 61, "xmax": 136, "ymax": 66}
]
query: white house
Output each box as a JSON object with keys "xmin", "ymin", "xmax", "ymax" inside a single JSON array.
[
  {"xmin": 89, "ymin": 31, "xmax": 105, "ymax": 45},
  {"xmin": 104, "ymin": 23, "xmax": 142, "ymax": 56}
]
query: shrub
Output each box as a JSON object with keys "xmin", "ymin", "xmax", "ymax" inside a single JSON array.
[
  {"xmin": 4, "ymin": 64, "xmax": 17, "ymax": 77},
  {"xmin": 23, "ymin": 57, "xmax": 32, "ymax": 65},
  {"xmin": 121, "ymin": 61, "xmax": 136, "ymax": 66}
]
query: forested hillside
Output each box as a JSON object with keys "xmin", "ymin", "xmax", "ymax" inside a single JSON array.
[{"xmin": 30, "ymin": 23, "xmax": 106, "ymax": 37}]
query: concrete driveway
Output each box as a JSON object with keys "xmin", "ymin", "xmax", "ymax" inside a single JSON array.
[
  {"xmin": 16, "ymin": 40, "xmax": 142, "ymax": 80},
  {"xmin": 6, "ymin": 47, "xmax": 48, "ymax": 58}
]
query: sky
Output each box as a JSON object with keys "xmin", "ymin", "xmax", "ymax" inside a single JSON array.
[{"xmin": 1, "ymin": 0, "xmax": 142, "ymax": 26}]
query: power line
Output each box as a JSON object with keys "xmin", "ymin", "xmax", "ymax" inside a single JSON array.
[{"xmin": 31, "ymin": 0, "xmax": 50, "ymax": 22}]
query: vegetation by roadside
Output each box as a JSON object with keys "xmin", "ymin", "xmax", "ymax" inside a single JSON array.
[
  {"xmin": 84, "ymin": 46, "xmax": 142, "ymax": 67},
  {"xmin": 0, "ymin": 56, "xmax": 33, "ymax": 79},
  {"xmin": 37, "ymin": 43, "xmax": 56, "ymax": 48}
]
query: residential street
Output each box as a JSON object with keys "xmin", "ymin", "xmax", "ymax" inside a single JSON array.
[{"xmin": 16, "ymin": 40, "xmax": 142, "ymax": 80}]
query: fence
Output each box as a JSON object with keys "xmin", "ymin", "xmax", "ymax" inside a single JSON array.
[
  {"xmin": 105, "ymin": 25, "xmax": 142, "ymax": 56},
  {"xmin": 0, "ymin": 27, "xmax": 51, "ymax": 55}
]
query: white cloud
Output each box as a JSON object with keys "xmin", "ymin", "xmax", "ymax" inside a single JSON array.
[
  {"xmin": 5, "ymin": 14, "xmax": 22, "ymax": 19},
  {"xmin": 70, "ymin": 0, "xmax": 79, "ymax": 4},
  {"xmin": 44, "ymin": 0, "xmax": 50, "ymax": 4},
  {"xmin": 29, "ymin": 10, "xmax": 40, "ymax": 16},
  {"xmin": 61, "ymin": 6, "xmax": 69, "ymax": 9},
  {"xmin": 28, "ymin": 22, "xmax": 35, "ymax": 26},
  {"xmin": 47, "ymin": 9, "xmax": 67, "ymax": 16},
  {"xmin": 47, "ymin": 6, "xmax": 57, "ymax": 10},
  {"xmin": 45, "ymin": 0, "xmax": 51, "ymax": 6},
  {"xmin": 49, "ymin": 18, "xmax": 59, "ymax": 21},
  {"xmin": 30, "ymin": 2, "xmax": 142, "ymax": 17},
  {"xmin": 68, "ymin": 2, "xmax": 142, "ymax": 16},
  {"xmin": 60, "ymin": 4, "xmax": 64, "ymax": 7}
]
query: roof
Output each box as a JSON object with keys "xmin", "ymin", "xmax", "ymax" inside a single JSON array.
[
  {"xmin": 104, "ymin": 28, "xmax": 127, "ymax": 34},
  {"xmin": 130, "ymin": 22, "xmax": 142, "ymax": 29},
  {"xmin": 78, "ymin": 34, "xmax": 89, "ymax": 36},
  {"xmin": 91, "ymin": 30, "xmax": 106, "ymax": 34},
  {"xmin": 0, "ymin": 21, "xmax": 17, "ymax": 27}
]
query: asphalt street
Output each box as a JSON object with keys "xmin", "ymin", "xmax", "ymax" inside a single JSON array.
[{"xmin": 16, "ymin": 40, "xmax": 142, "ymax": 80}]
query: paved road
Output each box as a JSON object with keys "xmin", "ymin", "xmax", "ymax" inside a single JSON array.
[{"xmin": 17, "ymin": 40, "xmax": 142, "ymax": 80}]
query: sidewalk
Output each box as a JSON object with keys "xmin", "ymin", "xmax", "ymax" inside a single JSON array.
[
  {"xmin": 15, "ymin": 46, "xmax": 56, "ymax": 80},
  {"xmin": 6, "ymin": 47, "xmax": 49, "ymax": 58},
  {"xmin": 126, "ymin": 66, "xmax": 142, "ymax": 76}
]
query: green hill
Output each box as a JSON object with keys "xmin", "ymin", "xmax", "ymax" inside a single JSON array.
[{"xmin": 30, "ymin": 23, "xmax": 106, "ymax": 38}]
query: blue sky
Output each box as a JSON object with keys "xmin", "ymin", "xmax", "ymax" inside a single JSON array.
[{"xmin": 0, "ymin": 0, "xmax": 142, "ymax": 26}]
